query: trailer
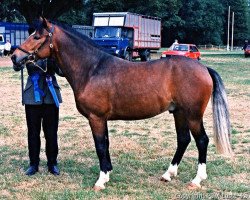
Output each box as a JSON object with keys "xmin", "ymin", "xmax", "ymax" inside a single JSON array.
[
  {"xmin": 92, "ymin": 12, "xmax": 161, "ymax": 61},
  {"xmin": 0, "ymin": 22, "xmax": 95, "ymax": 56},
  {"xmin": 0, "ymin": 22, "xmax": 29, "ymax": 55}
]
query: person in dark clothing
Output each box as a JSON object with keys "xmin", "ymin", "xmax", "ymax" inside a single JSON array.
[
  {"xmin": 13, "ymin": 58, "xmax": 63, "ymax": 176},
  {"xmin": 243, "ymin": 40, "xmax": 249, "ymax": 51}
]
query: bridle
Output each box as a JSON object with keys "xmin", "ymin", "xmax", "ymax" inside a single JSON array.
[{"xmin": 17, "ymin": 24, "xmax": 55, "ymax": 65}]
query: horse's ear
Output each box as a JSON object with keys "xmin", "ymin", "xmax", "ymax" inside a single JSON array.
[{"xmin": 39, "ymin": 16, "xmax": 48, "ymax": 29}]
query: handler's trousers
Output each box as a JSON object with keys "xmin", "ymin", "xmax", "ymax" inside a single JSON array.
[{"xmin": 25, "ymin": 104, "xmax": 59, "ymax": 167}]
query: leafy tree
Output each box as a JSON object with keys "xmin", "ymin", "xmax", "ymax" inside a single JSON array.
[
  {"xmin": 0, "ymin": 0, "xmax": 249, "ymax": 45},
  {"xmin": 221, "ymin": 0, "xmax": 249, "ymax": 45},
  {"xmin": 0, "ymin": 0, "xmax": 83, "ymax": 24},
  {"xmin": 124, "ymin": 0, "xmax": 183, "ymax": 46},
  {"xmin": 229, "ymin": 0, "xmax": 249, "ymax": 45},
  {"xmin": 0, "ymin": 0, "xmax": 25, "ymax": 22},
  {"xmin": 248, "ymin": 1, "xmax": 250, "ymax": 38},
  {"xmin": 178, "ymin": 0, "xmax": 224, "ymax": 45},
  {"xmin": 83, "ymin": 0, "xmax": 125, "ymax": 25}
]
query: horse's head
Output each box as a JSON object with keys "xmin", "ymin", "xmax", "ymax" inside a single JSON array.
[{"xmin": 11, "ymin": 17, "xmax": 55, "ymax": 67}]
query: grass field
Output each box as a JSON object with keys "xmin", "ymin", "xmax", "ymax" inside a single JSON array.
[{"xmin": 0, "ymin": 52, "xmax": 249, "ymax": 199}]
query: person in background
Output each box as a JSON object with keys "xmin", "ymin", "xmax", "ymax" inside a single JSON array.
[
  {"xmin": 4, "ymin": 40, "xmax": 11, "ymax": 56},
  {"xmin": 242, "ymin": 40, "xmax": 249, "ymax": 51},
  {"xmin": 169, "ymin": 39, "xmax": 179, "ymax": 50}
]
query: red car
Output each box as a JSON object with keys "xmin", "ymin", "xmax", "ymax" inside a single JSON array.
[
  {"xmin": 244, "ymin": 45, "xmax": 250, "ymax": 58},
  {"xmin": 161, "ymin": 44, "xmax": 201, "ymax": 60}
]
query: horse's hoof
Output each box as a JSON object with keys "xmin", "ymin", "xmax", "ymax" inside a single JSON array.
[
  {"xmin": 93, "ymin": 185, "xmax": 104, "ymax": 192},
  {"xmin": 187, "ymin": 182, "xmax": 201, "ymax": 190},
  {"xmin": 160, "ymin": 177, "xmax": 170, "ymax": 182}
]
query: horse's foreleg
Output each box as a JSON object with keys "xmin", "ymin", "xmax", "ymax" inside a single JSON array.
[
  {"xmin": 89, "ymin": 116, "xmax": 112, "ymax": 190},
  {"xmin": 188, "ymin": 120, "xmax": 209, "ymax": 189},
  {"xmin": 161, "ymin": 111, "xmax": 191, "ymax": 182}
]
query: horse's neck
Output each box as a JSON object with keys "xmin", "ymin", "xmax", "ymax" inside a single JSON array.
[{"xmin": 54, "ymin": 30, "xmax": 100, "ymax": 92}]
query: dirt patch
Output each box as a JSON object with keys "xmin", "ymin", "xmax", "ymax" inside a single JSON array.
[
  {"xmin": 0, "ymin": 55, "xmax": 249, "ymax": 199},
  {"xmin": 0, "ymin": 57, "xmax": 12, "ymax": 67}
]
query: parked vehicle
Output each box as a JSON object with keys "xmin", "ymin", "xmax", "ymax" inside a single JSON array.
[
  {"xmin": 92, "ymin": 12, "xmax": 161, "ymax": 61},
  {"xmin": 0, "ymin": 34, "xmax": 5, "ymax": 55},
  {"xmin": 0, "ymin": 22, "xmax": 29, "ymax": 55},
  {"xmin": 161, "ymin": 44, "xmax": 201, "ymax": 60},
  {"xmin": 244, "ymin": 45, "xmax": 250, "ymax": 57},
  {"xmin": 72, "ymin": 25, "xmax": 94, "ymax": 38}
]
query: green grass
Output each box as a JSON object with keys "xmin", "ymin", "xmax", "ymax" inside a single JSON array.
[{"xmin": 0, "ymin": 52, "xmax": 250, "ymax": 199}]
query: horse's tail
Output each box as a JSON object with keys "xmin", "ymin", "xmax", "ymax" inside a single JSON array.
[{"xmin": 207, "ymin": 67, "xmax": 233, "ymax": 155}]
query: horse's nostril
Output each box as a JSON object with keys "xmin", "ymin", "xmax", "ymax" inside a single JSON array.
[{"xmin": 11, "ymin": 55, "xmax": 17, "ymax": 64}]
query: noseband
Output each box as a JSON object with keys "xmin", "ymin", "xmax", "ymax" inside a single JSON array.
[{"xmin": 17, "ymin": 24, "xmax": 55, "ymax": 64}]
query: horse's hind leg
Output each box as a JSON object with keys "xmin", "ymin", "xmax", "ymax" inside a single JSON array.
[
  {"xmin": 161, "ymin": 110, "xmax": 191, "ymax": 181},
  {"xmin": 188, "ymin": 119, "xmax": 209, "ymax": 189},
  {"xmin": 89, "ymin": 115, "xmax": 113, "ymax": 191}
]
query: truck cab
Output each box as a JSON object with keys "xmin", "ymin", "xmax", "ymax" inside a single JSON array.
[{"xmin": 94, "ymin": 27, "xmax": 134, "ymax": 60}]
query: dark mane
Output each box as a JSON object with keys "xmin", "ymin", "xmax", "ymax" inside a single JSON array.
[{"xmin": 51, "ymin": 20, "xmax": 106, "ymax": 51}]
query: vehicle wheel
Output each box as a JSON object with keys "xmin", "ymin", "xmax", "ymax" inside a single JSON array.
[
  {"xmin": 145, "ymin": 52, "xmax": 151, "ymax": 61},
  {"xmin": 140, "ymin": 50, "xmax": 151, "ymax": 61},
  {"xmin": 124, "ymin": 51, "xmax": 132, "ymax": 61}
]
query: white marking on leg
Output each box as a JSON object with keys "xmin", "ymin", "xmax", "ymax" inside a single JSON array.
[
  {"xmin": 94, "ymin": 171, "xmax": 110, "ymax": 189},
  {"xmin": 191, "ymin": 163, "xmax": 207, "ymax": 187},
  {"xmin": 161, "ymin": 164, "xmax": 178, "ymax": 181}
]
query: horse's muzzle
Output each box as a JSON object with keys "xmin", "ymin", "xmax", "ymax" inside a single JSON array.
[
  {"xmin": 11, "ymin": 54, "xmax": 36, "ymax": 68},
  {"xmin": 11, "ymin": 54, "xmax": 18, "ymax": 66}
]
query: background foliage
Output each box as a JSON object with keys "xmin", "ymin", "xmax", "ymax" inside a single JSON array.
[{"xmin": 0, "ymin": 0, "xmax": 249, "ymax": 46}]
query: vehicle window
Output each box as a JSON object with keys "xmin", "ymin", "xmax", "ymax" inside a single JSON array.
[
  {"xmin": 173, "ymin": 45, "xmax": 179, "ymax": 50},
  {"xmin": 121, "ymin": 29, "xmax": 127, "ymax": 38},
  {"xmin": 190, "ymin": 46, "xmax": 199, "ymax": 52},
  {"xmin": 173, "ymin": 44, "xmax": 188, "ymax": 51},
  {"xmin": 179, "ymin": 45, "xmax": 188, "ymax": 51},
  {"xmin": 95, "ymin": 27, "xmax": 121, "ymax": 38},
  {"xmin": 127, "ymin": 29, "xmax": 133, "ymax": 39}
]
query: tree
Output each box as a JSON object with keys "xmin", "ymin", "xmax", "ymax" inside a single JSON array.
[
  {"xmin": 83, "ymin": 0, "xmax": 125, "ymax": 25},
  {"xmin": 0, "ymin": 0, "xmax": 26, "ymax": 22},
  {"xmin": 124, "ymin": 0, "xmax": 184, "ymax": 46},
  {"xmin": 228, "ymin": 0, "xmax": 249, "ymax": 45},
  {"xmin": 0, "ymin": 0, "xmax": 249, "ymax": 45},
  {"xmin": 178, "ymin": 0, "xmax": 224, "ymax": 45},
  {"xmin": 0, "ymin": 0, "xmax": 83, "ymax": 25},
  {"xmin": 221, "ymin": 0, "xmax": 249, "ymax": 45},
  {"xmin": 248, "ymin": 0, "xmax": 250, "ymax": 38}
]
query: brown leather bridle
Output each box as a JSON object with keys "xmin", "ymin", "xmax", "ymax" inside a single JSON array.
[{"xmin": 17, "ymin": 24, "xmax": 54, "ymax": 65}]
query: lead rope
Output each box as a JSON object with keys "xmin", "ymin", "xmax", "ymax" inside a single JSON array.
[
  {"xmin": 26, "ymin": 59, "xmax": 47, "ymax": 73},
  {"xmin": 21, "ymin": 67, "xmax": 24, "ymax": 105}
]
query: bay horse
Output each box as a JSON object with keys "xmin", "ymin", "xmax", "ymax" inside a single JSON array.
[{"xmin": 11, "ymin": 18, "xmax": 232, "ymax": 190}]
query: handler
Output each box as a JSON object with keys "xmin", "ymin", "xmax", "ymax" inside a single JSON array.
[{"xmin": 13, "ymin": 58, "xmax": 63, "ymax": 176}]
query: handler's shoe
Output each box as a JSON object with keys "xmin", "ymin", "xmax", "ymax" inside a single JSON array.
[
  {"xmin": 48, "ymin": 165, "xmax": 60, "ymax": 176},
  {"xmin": 25, "ymin": 165, "xmax": 38, "ymax": 176}
]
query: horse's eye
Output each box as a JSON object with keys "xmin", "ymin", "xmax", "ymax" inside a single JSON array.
[{"xmin": 33, "ymin": 35, "xmax": 41, "ymax": 40}]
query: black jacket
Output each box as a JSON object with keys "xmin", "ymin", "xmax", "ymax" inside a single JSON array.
[{"xmin": 15, "ymin": 59, "xmax": 63, "ymax": 105}]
